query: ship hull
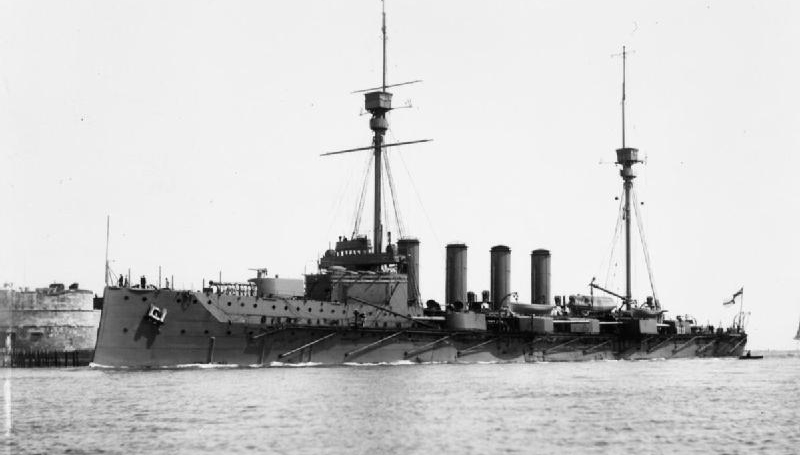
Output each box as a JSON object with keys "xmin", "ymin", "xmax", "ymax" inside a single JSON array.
[{"xmin": 94, "ymin": 288, "xmax": 747, "ymax": 367}]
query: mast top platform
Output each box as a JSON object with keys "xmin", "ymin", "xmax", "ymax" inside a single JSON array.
[
  {"xmin": 365, "ymin": 91, "xmax": 393, "ymax": 112},
  {"xmin": 616, "ymin": 147, "xmax": 641, "ymax": 166}
]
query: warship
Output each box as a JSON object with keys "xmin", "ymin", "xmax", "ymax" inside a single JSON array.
[{"xmin": 93, "ymin": 5, "xmax": 747, "ymax": 367}]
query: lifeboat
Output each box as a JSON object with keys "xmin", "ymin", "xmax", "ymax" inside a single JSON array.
[
  {"xmin": 568, "ymin": 294, "xmax": 616, "ymax": 314},
  {"xmin": 507, "ymin": 302, "xmax": 554, "ymax": 316}
]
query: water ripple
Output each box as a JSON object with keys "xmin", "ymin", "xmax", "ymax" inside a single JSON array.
[{"xmin": 4, "ymin": 354, "xmax": 799, "ymax": 454}]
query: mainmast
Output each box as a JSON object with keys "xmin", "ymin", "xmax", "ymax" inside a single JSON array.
[
  {"xmin": 367, "ymin": 0, "xmax": 391, "ymax": 254},
  {"xmin": 320, "ymin": 0, "xmax": 430, "ymax": 261},
  {"xmin": 615, "ymin": 46, "xmax": 642, "ymax": 311}
]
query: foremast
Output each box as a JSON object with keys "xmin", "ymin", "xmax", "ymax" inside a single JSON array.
[
  {"xmin": 616, "ymin": 46, "xmax": 642, "ymax": 312},
  {"xmin": 366, "ymin": 3, "xmax": 391, "ymax": 254}
]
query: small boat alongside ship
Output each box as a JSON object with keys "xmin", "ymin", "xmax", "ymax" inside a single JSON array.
[
  {"xmin": 738, "ymin": 351, "xmax": 763, "ymax": 360},
  {"xmin": 794, "ymin": 317, "xmax": 800, "ymax": 341},
  {"xmin": 91, "ymin": 4, "xmax": 748, "ymax": 368}
]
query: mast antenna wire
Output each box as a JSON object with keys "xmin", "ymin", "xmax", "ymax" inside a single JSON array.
[
  {"xmin": 601, "ymin": 189, "xmax": 626, "ymax": 289},
  {"xmin": 382, "ymin": 149, "xmax": 390, "ymax": 239},
  {"xmin": 632, "ymin": 188, "xmax": 659, "ymax": 304},
  {"xmin": 324, "ymin": 151, "xmax": 365, "ymax": 240},
  {"xmin": 384, "ymin": 142, "xmax": 406, "ymax": 238},
  {"xmin": 396, "ymin": 148, "xmax": 440, "ymax": 245},
  {"xmin": 351, "ymin": 153, "xmax": 374, "ymax": 238}
]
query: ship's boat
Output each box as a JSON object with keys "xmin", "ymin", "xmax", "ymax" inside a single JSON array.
[
  {"xmin": 629, "ymin": 307, "xmax": 666, "ymax": 319},
  {"xmin": 738, "ymin": 351, "xmax": 763, "ymax": 360},
  {"xmin": 567, "ymin": 295, "xmax": 616, "ymax": 315},
  {"xmin": 794, "ymin": 317, "xmax": 800, "ymax": 341},
  {"xmin": 507, "ymin": 302, "xmax": 554, "ymax": 316},
  {"xmin": 92, "ymin": 6, "xmax": 748, "ymax": 368}
]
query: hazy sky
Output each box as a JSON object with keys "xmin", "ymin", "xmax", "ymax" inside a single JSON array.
[{"xmin": 1, "ymin": 1, "xmax": 798, "ymax": 349}]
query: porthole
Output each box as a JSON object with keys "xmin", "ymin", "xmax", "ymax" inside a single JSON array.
[
  {"xmin": 308, "ymin": 308, "xmax": 312, "ymax": 312},
  {"xmin": 122, "ymin": 328, "xmax": 128, "ymax": 333},
  {"xmin": 284, "ymin": 306, "xmax": 288, "ymax": 310},
  {"xmin": 193, "ymin": 299, "xmax": 198, "ymax": 304},
  {"xmin": 272, "ymin": 305, "xmax": 276, "ymax": 310},
  {"xmin": 296, "ymin": 307, "xmax": 300, "ymax": 312},
  {"xmin": 123, "ymin": 296, "xmax": 129, "ymax": 301},
  {"xmin": 331, "ymin": 309, "xmax": 335, "ymax": 314},
  {"xmin": 176, "ymin": 298, "xmax": 182, "ymax": 303},
  {"xmin": 180, "ymin": 329, "xmax": 186, "ymax": 335},
  {"xmin": 204, "ymin": 330, "xmax": 209, "ymax": 335},
  {"xmin": 319, "ymin": 308, "xmax": 323, "ymax": 313},
  {"xmin": 226, "ymin": 330, "xmax": 232, "ymax": 335},
  {"xmin": 208, "ymin": 301, "xmax": 213, "ymax": 305},
  {"xmin": 253, "ymin": 304, "xmax": 258, "ymax": 308},
  {"xmin": 240, "ymin": 303, "xmax": 244, "ymax": 307},
  {"xmin": 142, "ymin": 297, "xmax": 147, "ymax": 302},
  {"xmin": 248, "ymin": 331, "xmax": 253, "ymax": 336},
  {"xmin": 227, "ymin": 302, "xmax": 232, "ymax": 306}
]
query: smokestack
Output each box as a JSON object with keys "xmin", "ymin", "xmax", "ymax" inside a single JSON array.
[
  {"xmin": 397, "ymin": 238, "xmax": 420, "ymax": 305},
  {"xmin": 531, "ymin": 249, "xmax": 551, "ymax": 305},
  {"xmin": 490, "ymin": 245, "xmax": 511, "ymax": 310},
  {"xmin": 445, "ymin": 243, "xmax": 468, "ymax": 304}
]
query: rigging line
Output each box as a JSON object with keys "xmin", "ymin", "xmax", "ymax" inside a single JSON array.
[
  {"xmin": 632, "ymin": 188, "xmax": 658, "ymax": 302},
  {"xmin": 353, "ymin": 159, "xmax": 371, "ymax": 237},
  {"xmin": 351, "ymin": 153, "xmax": 371, "ymax": 237},
  {"xmin": 384, "ymin": 150, "xmax": 405, "ymax": 238},
  {"xmin": 382, "ymin": 151, "xmax": 395, "ymax": 236},
  {"xmin": 396, "ymin": 145, "xmax": 440, "ymax": 245},
  {"xmin": 352, "ymin": 153, "xmax": 374, "ymax": 238},
  {"xmin": 382, "ymin": 149, "xmax": 390, "ymax": 242},
  {"xmin": 603, "ymin": 190, "xmax": 626, "ymax": 288},
  {"xmin": 107, "ymin": 264, "xmax": 118, "ymax": 284},
  {"xmin": 325, "ymin": 150, "xmax": 364, "ymax": 240},
  {"xmin": 607, "ymin": 204, "xmax": 624, "ymax": 292},
  {"xmin": 385, "ymin": 127, "xmax": 404, "ymax": 237}
]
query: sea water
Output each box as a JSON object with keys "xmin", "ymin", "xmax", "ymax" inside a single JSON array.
[{"xmin": 2, "ymin": 353, "xmax": 799, "ymax": 454}]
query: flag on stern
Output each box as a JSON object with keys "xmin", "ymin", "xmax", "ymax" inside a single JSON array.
[{"xmin": 723, "ymin": 287, "xmax": 743, "ymax": 306}]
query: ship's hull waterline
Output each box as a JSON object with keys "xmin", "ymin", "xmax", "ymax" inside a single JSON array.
[{"xmin": 94, "ymin": 288, "xmax": 747, "ymax": 367}]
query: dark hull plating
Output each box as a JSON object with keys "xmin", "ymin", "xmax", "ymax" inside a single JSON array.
[{"xmin": 94, "ymin": 288, "xmax": 747, "ymax": 367}]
